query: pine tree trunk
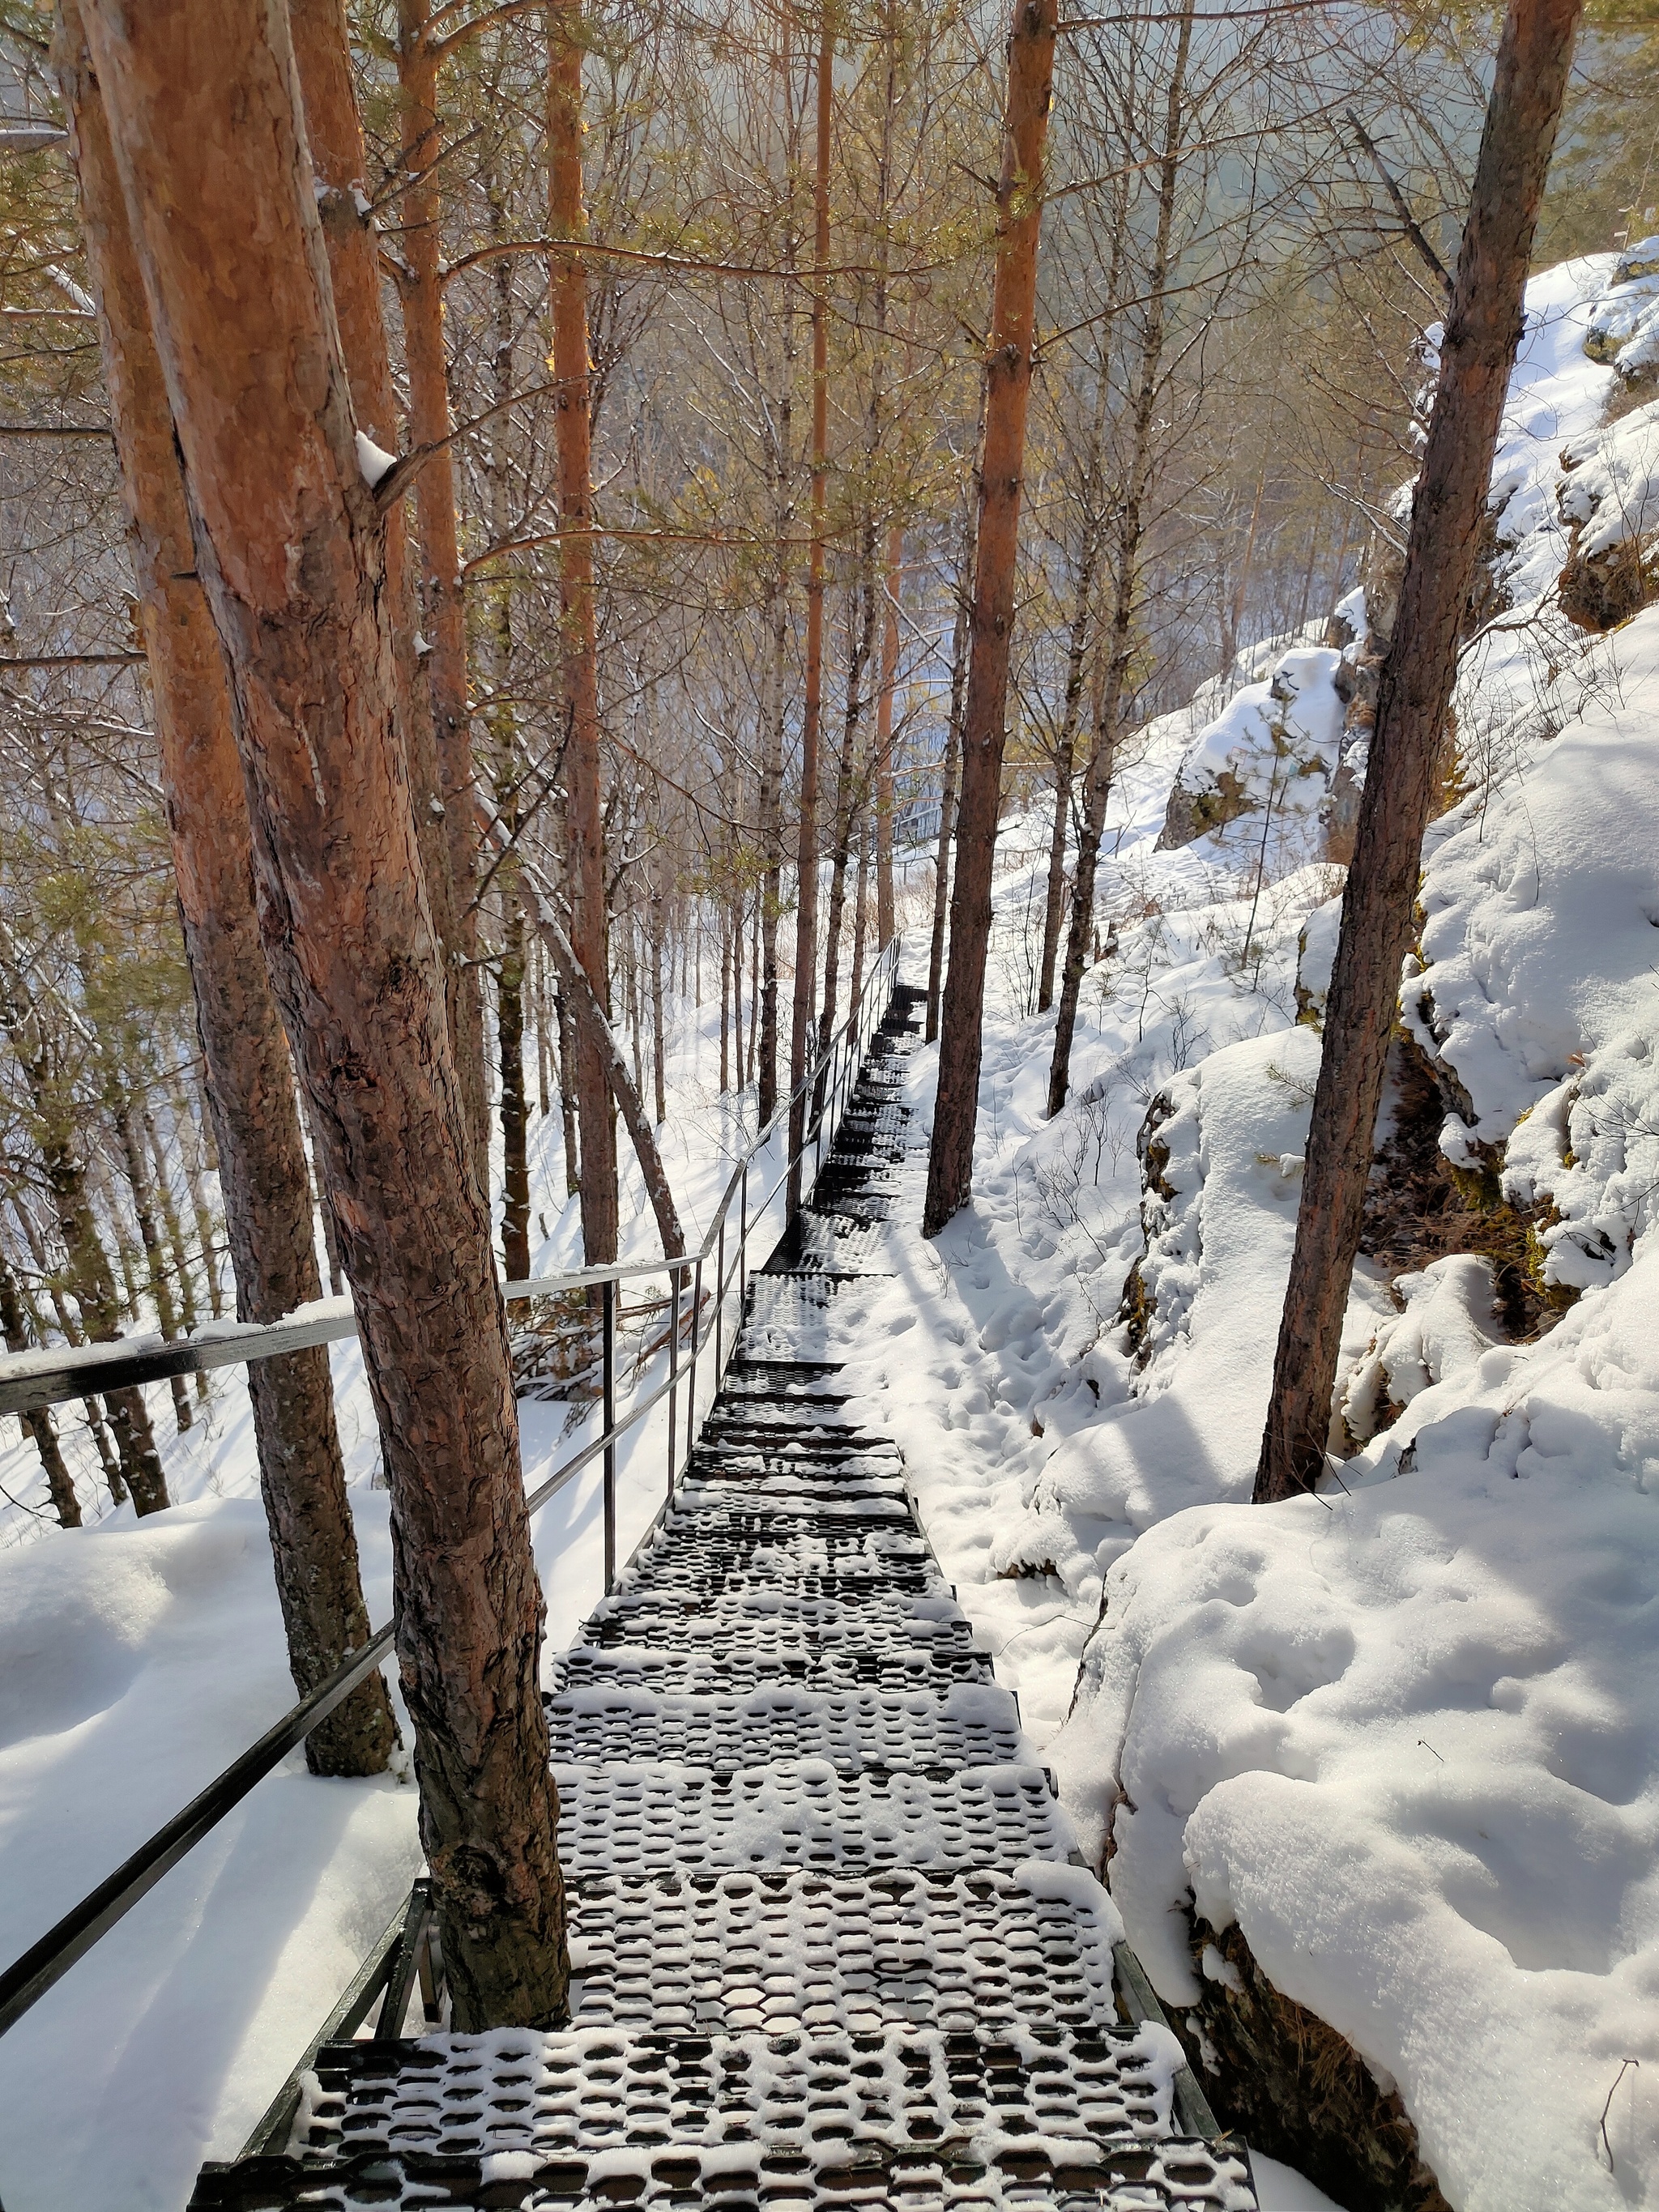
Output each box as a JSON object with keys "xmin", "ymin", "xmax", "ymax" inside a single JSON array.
[
  {"xmin": 1047, "ymin": 11, "xmax": 1189, "ymax": 1119},
  {"xmin": 788, "ymin": 8, "xmax": 834, "ymax": 1199},
  {"xmin": 499, "ymin": 890, "xmax": 531, "ymax": 1281},
  {"xmin": 548, "ymin": 2, "xmax": 620, "ymax": 1266},
  {"xmin": 923, "ymin": 0, "xmax": 1058, "ymax": 1235},
  {"xmin": 847, "ymin": 809, "xmax": 870, "ymax": 1040},
  {"xmin": 557, "ymin": 979, "xmax": 582, "ymax": 1194},
  {"xmin": 290, "ymin": 0, "xmax": 463, "ymax": 1083},
  {"xmin": 650, "ymin": 879, "xmax": 667, "ymax": 1127},
  {"xmin": 874, "ymin": 522, "xmax": 902, "ymax": 950},
  {"xmin": 0, "ymin": 1242, "xmax": 81, "ymax": 1528},
  {"xmin": 110, "ymin": 1083, "xmax": 193, "ymax": 1432},
  {"xmin": 1256, "ymin": 0, "xmax": 1584, "ymax": 1502},
  {"xmin": 1037, "ymin": 356, "xmax": 1112, "ymax": 1013},
  {"xmin": 142, "ymin": 1099, "xmax": 207, "ymax": 1403},
  {"xmin": 821, "ymin": 560, "xmax": 879, "ymax": 1075},
  {"xmin": 77, "ymin": 0, "xmax": 565, "ymax": 2023},
  {"xmin": 394, "ymin": 0, "xmax": 489, "ymax": 1188},
  {"xmin": 57, "ymin": 3, "xmax": 398, "ymax": 1775},
  {"xmin": 173, "ymin": 1079, "xmax": 225, "ymax": 1319},
  {"xmin": 926, "ymin": 471, "xmax": 977, "ymax": 1046},
  {"xmin": 0, "ymin": 921, "xmax": 170, "ymax": 1514}
]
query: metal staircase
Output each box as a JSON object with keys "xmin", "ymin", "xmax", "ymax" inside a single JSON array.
[{"xmin": 190, "ymin": 982, "xmax": 1258, "ymax": 2212}]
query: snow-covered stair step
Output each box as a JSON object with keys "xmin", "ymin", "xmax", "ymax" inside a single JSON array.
[
  {"xmin": 550, "ymin": 1643, "xmax": 997, "ymax": 1698},
  {"xmin": 616, "ymin": 1525, "xmax": 942, "ymax": 1598},
  {"xmin": 565, "ymin": 1865, "xmax": 1124, "ymax": 2038},
  {"xmin": 671, "ymin": 1484, "xmax": 914, "ymax": 1524},
  {"xmin": 579, "ymin": 1588, "xmax": 979, "ymax": 1669},
  {"xmin": 548, "ymin": 1762, "xmax": 1068, "ymax": 1878},
  {"xmin": 771, "ymin": 1215, "xmax": 893, "ymax": 1269},
  {"xmin": 543, "ymin": 1682, "xmax": 1023, "ymax": 1771},
  {"xmin": 188, "ymin": 981, "xmax": 1259, "ymax": 2212},
  {"xmin": 690, "ymin": 1430, "xmax": 902, "ymax": 1464},
  {"xmin": 287, "ymin": 2021, "xmax": 1213, "ymax": 2187},
  {"xmin": 678, "ymin": 1468, "xmax": 911, "ymax": 1511},
  {"xmin": 695, "ymin": 1413, "xmax": 894, "ymax": 1450}
]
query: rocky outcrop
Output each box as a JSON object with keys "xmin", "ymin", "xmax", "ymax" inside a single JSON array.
[
  {"xmin": 1173, "ymin": 1918, "xmax": 1453, "ymax": 2212},
  {"xmin": 1580, "ymin": 235, "xmax": 1659, "ymax": 386}
]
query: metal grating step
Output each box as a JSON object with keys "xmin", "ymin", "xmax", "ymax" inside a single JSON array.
[
  {"xmin": 548, "ymin": 1762, "xmax": 1069, "ymax": 1877},
  {"xmin": 543, "ymin": 1683, "xmax": 1023, "ymax": 1772},
  {"xmin": 288, "ymin": 2021, "xmax": 1200, "ymax": 2176},
  {"xmin": 669, "ymin": 1489, "xmax": 915, "ymax": 1526},
  {"xmin": 550, "ymin": 1644, "xmax": 997, "ymax": 1697},
  {"xmin": 616, "ymin": 1549, "xmax": 949, "ymax": 1604},
  {"xmin": 189, "ymin": 980, "xmax": 1256, "ymax": 2212},
  {"xmin": 565, "ymin": 1865, "xmax": 1124, "ymax": 2038},
  {"xmin": 578, "ymin": 1588, "xmax": 979, "ymax": 1664},
  {"xmin": 678, "ymin": 1471, "xmax": 911, "ymax": 1511},
  {"xmin": 189, "ymin": 2146, "xmax": 1257, "ymax": 2212}
]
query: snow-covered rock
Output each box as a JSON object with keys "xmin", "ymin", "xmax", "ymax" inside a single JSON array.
[
  {"xmin": 1051, "ymin": 1238, "xmax": 1659, "ymax": 2211},
  {"xmin": 1048, "ymin": 249, "xmax": 1659, "ymax": 2206}
]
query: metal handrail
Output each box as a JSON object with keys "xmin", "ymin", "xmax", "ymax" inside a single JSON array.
[
  {"xmin": 0, "ymin": 938, "xmax": 899, "ymax": 1419},
  {"xmin": 0, "ymin": 937, "xmax": 902, "ymax": 2042}
]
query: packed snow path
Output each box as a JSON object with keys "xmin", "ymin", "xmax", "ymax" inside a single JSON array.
[{"xmin": 190, "ymin": 986, "xmax": 1257, "ymax": 2212}]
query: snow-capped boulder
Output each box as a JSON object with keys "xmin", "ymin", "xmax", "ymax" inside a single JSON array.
[{"xmin": 1156, "ymin": 646, "xmax": 1345, "ymax": 870}]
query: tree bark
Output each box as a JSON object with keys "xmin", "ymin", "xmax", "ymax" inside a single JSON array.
[
  {"xmin": 874, "ymin": 523, "xmax": 902, "ymax": 950},
  {"xmin": 498, "ymin": 890, "xmax": 531, "ymax": 1280},
  {"xmin": 548, "ymin": 0, "xmax": 620, "ymax": 1267},
  {"xmin": 395, "ymin": 0, "xmax": 490, "ymax": 1187},
  {"xmin": 923, "ymin": 0, "xmax": 1058, "ymax": 1236},
  {"xmin": 819, "ymin": 559, "xmax": 879, "ymax": 1079},
  {"xmin": 481, "ymin": 808, "xmax": 686, "ymax": 1262},
  {"xmin": 109, "ymin": 1079, "xmax": 193, "ymax": 1434},
  {"xmin": 0, "ymin": 1240, "xmax": 81, "ymax": 1528},
  {"xmin": 926, "ymin": 448, "xmax": 979, "ymax": 1047},
  {"xmin": 1047, "ymin": 16, "xmax": 1187, "ymax": 1119},
  {"xmin": 1256, "ymin": 0, "xmax": 1583, "ymax": 1502},
  {"xmin": 787, "ymin": 6, "xmax": 834, "ymax": 1204},
  {"xmin": 57, "ymin": 6, "xmax": 397, "ymax": 1775},
  {"xmin": 0, "ymin": 921, "xmax": 169, "ymax": 1515},
  {"xmin": 78, "ymin": 0, "xmax": 565, "ymax": 2024},
  {"xmin": 290, "ymin": 0, "xmax": 464, "ymax": 1070},
  {"xmin": 1037, "ymin": 354, "xmax": 1112, "ymax": 1013}
]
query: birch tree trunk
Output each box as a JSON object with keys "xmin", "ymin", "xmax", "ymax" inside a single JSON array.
[
  {"xmin": 923, "ymin": 0, "xmax": 1059, "ymax": 1235},
  {"xmin": 1256, "ymin": 0, "xmax": 1584, "ymax": 1501},
  {"xmin": 77, "ymin": 0, "xmax": 565, "ymax": 2023}
]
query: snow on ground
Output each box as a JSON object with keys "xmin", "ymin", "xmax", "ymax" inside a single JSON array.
[
  {"xmin": 0, "ymin": 982, "xmax": 803, "ymax": 2210},
  {"xmin": 842, "ymin": 255, "xmax": 1659, "ymax": 2206},
  {"xmin": 10, "ymin": 246, "xmax": 1659, "ymax": 2209}
]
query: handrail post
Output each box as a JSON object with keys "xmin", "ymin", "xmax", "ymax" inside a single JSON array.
[
  {"xmin": 738, "ymin": 1162, "xmax": 748, "ymax": 1327},
  {"xmin": 686, "ymin": 1255, "xmax": 703, "ymax": 1453},
  {"xmin": 666, "ymin": 1261, "xmax": 680, "ymax": 1498},
  {"xmin": 602, "ymin": 1276, "xmax": 616, "ymax": 1592},
  {"xmin": 714, "ymin": 1218, "xmax": 726, "ymax": 1379}
]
